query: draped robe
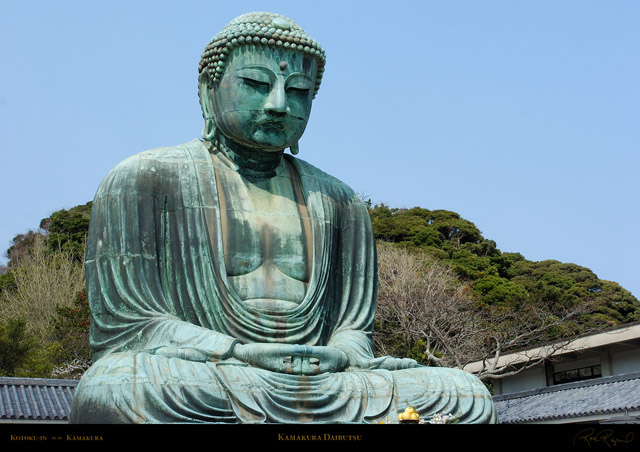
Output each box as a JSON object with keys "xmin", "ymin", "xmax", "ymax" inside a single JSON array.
[{"xmin": 69, "ymin": 139, "xmax": 497, "ymax": 424}]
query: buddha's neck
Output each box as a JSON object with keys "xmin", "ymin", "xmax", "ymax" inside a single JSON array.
[{"xmin": 216, "ymin": 135, "xmax": 285, "ymax": 179}]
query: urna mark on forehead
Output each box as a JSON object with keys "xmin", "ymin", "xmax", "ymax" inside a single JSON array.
[{"xmin": 223, "ymin": 45, "xmax": 317, "ymax": 82}]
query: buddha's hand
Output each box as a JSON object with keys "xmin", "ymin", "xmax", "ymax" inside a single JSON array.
[
  {"xmin": 348, "ymin": 355, "xmax": 421, "ymax": 371},
  {"xmin": 232, "ymin": 343, "xmax": 348, "ymax": 375},
  {"xmin": 373, "ymin": 356, "xmax": 421, "ymax": 370},
  {"xmin": 149, "ymin": 346, "xmax": 212, "ymax": 362}
]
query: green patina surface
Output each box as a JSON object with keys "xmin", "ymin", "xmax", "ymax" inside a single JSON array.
[{"xmin": 69, "ymin": 12, "xmax": 497, "ymax": 424}]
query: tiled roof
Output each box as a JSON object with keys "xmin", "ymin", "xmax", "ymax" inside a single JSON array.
[
  {"xmin": 0, "ymin": 377, "xmax": 79, "ymax": 422},
  {"xmin": 493, "ymin": 372, "xmax": 640, "ymax": 424}
]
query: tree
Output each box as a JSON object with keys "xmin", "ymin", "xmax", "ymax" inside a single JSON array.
[
  {"xmin": 0, "ymin": 234, "xmax": 85, "ymax": 338},
  {"xmin": 0, "ymin": 267, "xmax": 15, "ymax": 293},
  {"xmin": 41, "ymin": 202, "xmax": 92, "ymax": 261},
  {"xmin": 0, "ymin": 234, "xmax": 87, "ymax": 378},
  {"xmin": 49, "ymin": 288, "xmax": 92, "ymax": 378},
  {"xmin": 0, "ymin": 317, "xmax": 35, "ymax": 376},
  {"xmin": 5, "ymin": 230, "xmax": 44, "ymax": 269},
  {"xmin": 0, "ymin": 205, "xmax": 93, "ymax": 378},
  {"xmin": 374, "ymin": 241, "xmax": 486, "ymax": 367},
  {"xmin": 368, "ymin": 204, "xmax": 640, "ymax": 328},
  {"xmin": 373, "ymin": 241, "xmax": 599, "ymax": 381}
]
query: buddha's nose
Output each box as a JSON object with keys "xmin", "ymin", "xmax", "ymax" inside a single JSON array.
[{"xmin": 263, "ymin": 83, "xmax": 289, "ymax": 115}]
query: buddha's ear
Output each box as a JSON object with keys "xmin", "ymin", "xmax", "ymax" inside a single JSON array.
[
  {"xmin": 198, "ymin": 78, "xmax": 218, "ymax": 141},
  {"xmin": 198, "ymin": 77, "xmax": 215, "ymax": 121}
]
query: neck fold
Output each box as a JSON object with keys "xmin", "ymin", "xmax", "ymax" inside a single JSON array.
[{"xmin": 212, "ymin": 134, "xmax": 285, "ymax": 179}]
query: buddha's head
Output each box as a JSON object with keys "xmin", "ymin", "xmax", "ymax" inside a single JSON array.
[{"xmin": 198, "ymin": 12, "xmax": 326, "ymax": 154}]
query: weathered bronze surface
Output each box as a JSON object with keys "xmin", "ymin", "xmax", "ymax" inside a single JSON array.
[{"xmin": 69, "ymin": 12, "xmax": 497, "ymax": 424}]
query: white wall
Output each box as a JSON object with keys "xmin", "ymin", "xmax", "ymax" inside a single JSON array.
[
  {"xmin": 612, "ymin": 348, "xmax": 640, "ymax": 375},
  {"xmin": 500, "ymin": 366, "xmax": 547, "ymax": 394}
]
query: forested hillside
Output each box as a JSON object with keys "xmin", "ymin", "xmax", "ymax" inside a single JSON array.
[
  {"xmin": 0, "ymin": 202, "xmax": 637, "ymax": 380},
  {"xmin": 0, "ymin": 202, "xmax": 92, "ymax": 379},
  {"xmin": 368, "ymin": 204, "xmax": 639, "ymax": 377},
  {"xmin": 370, "ymin": 204, "xmax": 639, "ymax": 326}
]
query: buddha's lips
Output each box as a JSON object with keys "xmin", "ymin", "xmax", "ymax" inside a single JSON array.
[{"xmin": 258, "ymin": 120, "xmax": 285, "ymax": 130}]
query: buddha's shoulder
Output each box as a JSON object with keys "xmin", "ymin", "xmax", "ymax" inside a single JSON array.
[
  {"xmin": 113, "ymin": 139, "xmax": 208, "ymax": 171},
  {"xmin": 96, "ymin": 140, "xmax": 210, "ymax": 194},
  {"xmin": 289, "ymin": 157, "xmax": 351, "ymax": 190},
  {"xmin": 290, "ymin": 156, "xmax": 360, "ymax": 202}
]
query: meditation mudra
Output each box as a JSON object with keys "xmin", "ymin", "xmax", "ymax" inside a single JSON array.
[{"xmin": 70, "ymin": 12, "xmax": 496, "ymax": 424}]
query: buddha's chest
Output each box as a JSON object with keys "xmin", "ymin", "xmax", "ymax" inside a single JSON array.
[
  {"xmin": 222, "ymin": 199, "xmax": 309, "ymax": 278},
  {"xmin": 213, "ymin": 158, "xmax": 312, "ymax": 304}
]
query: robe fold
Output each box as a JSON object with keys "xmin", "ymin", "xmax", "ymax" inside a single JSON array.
[{"xmin": 69, "ymin": 139, "xmax": 497, "ymax": 424}]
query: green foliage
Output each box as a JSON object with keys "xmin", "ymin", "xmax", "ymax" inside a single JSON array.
[
  {"xmin": 0, "ymin": 234, "xmax": 85, "ymax": 339},
  {"xmin": 0, "ymin": 271, "xmax": 16, "ymax": 293},
  {"xmin": 13, "ymin": 343, "xmax": 62, "ymax": 378},
  {"xmin": 0, "ymin": 204, "xmax": 92, "ymax": 378},
  {"xmin": 5, "ymin": 202, "xmax": 91, "ymax": 273},
  {"xmin": 6, "ymin": 230, "xmax": 44, "ymax": 268},
  {"xmin": 40, "ymin": 202, "xmax": 92, "ymax": 261},
  {"xmin": 0, "ymin": 317, "xmax": 60, "ymax": 377},
  {"xmin": 0, "ymin": 287, "xmax": 90, "ymax": 379},
  {"xmin": 368, "ymin": 203, "xmax": 640, "ymax": 337},
  {"xmin": 0, "ymin": 317, "xmax": 35, "ymax": 376},
  {"xmin": 50, "ymin": 288, "xmax": 92, "ymax": 368},
  {"xmin": 472, "ymin": 275, "xmax": 529, "ymax": 307}
]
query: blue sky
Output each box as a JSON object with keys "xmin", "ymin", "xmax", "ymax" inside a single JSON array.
[{"xmin": 1, "ymin": 1, "xmax": 638, "ymax": 298}]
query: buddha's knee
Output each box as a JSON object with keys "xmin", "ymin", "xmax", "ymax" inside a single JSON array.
[
  {"xmin": 70, "ymin": 352, "xmax": 233, "ymax": 423},
  {"xmin": 391, "ymin": 365, "xmax": 492, "ymax": 406},
  {"xmin": 398, "ymin": 366, "xmax": 487, "ymax": 391},
  {"xmin": 389, "ymin": 366, "xmax": 495, "ymax": 423},
  {"xmin": 69, "ymin": 353, "xmax": 147, "ymax": 423}
]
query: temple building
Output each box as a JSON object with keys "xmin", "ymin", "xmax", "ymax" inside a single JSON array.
[{"xmin": 465, "ymin": 321, "xmax": 640, "ymax": 424}]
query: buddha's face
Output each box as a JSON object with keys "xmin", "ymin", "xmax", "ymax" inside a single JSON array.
[{"xmin": 211, "ymin": 46, "xmax": 317, "ymax": 152}]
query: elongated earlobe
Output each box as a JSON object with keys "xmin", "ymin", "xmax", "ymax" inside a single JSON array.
[
  {"xmin": 199, "ymin": 79, "xmax": 218, "ymax": 142},
  {"xmin": 290, "ymin": 142, "xmax": 299, "ymax": 155},
  {"xmin": 202, "ymin": 118, "xmax": 218, "ymax": 141}
]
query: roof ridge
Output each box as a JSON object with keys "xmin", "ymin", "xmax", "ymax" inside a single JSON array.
[
  {"xmin": 0, "ymin": 376, "xmax": 80, "ymax": 387},
  {"xmin": 493, "ymin": 371, "xmax": 640, "ymax": 401},
  {"xmin": 0, "ymin": 377, "xmax": 78, "ymax": 421}
]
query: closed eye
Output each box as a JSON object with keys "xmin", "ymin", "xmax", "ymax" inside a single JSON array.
[
  {"xmin": 286, "ymin": 86, "xmax": 310, "ymax": 95},
  {"xmin": 240, "ymin": 77, "xmax": 270, "ymax": 89}
]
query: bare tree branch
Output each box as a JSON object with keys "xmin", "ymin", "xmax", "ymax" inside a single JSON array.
[{"xmin": 373, "ymin": 241, "xmax": 598, "ymax": 381}]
